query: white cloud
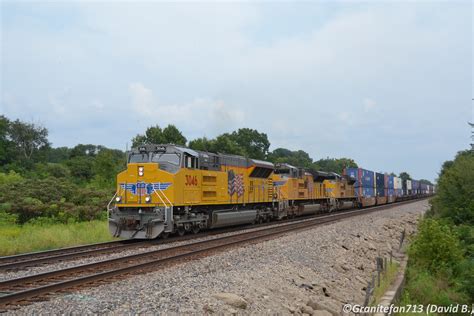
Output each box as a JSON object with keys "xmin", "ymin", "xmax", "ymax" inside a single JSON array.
[
  {"xmin": 128, "ymin": 82, "xmax": 245, "ymax": 137},
  {"xmin": 1, "ymin": 2, "xmax": 470, "ymax": 182},
  {"xmin": 363, "ymin": 98, "xmax": 376, "ymax": 112},
  {"xmin": 129, "ymin": 82, "xmax": 155, "ymax": 115}
]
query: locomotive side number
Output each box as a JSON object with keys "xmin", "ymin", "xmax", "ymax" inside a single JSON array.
[{"xmin": 185, "ymin": 175, "xmax": 198, "ymax": 186}]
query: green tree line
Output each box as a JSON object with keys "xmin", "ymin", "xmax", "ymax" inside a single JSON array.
[
  {"xmin": 1, "ymin": 115, "xmax": 418, "ymax": 226},
  {"xmin": 402, "ymin": 149, "xmax": 473, "ymax": 307}
]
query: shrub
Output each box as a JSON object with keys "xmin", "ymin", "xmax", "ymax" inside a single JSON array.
[
  {"xmin": 408, "ymin": 218, "xmax": 464, "ymax": 274},
  {"xmin": 0, "ymin": 171, "xmax": 23, "ymax": 185},
  {"xmin": 0, "ymin": 176, "xmax": 110, "ymax": 223}
]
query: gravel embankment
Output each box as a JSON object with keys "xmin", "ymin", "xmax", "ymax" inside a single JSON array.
[
  {"xmin": 1, "ymin": 216, "xmax": 326, "ymax": 282},
  {"xmin": 4, "ymin": 200, "xmax": 428, "ymax": 315}
]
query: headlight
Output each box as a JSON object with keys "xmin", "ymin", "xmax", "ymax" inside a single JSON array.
[
  {"xmin": 145, "ymin": 196, "xmax": 151, "ymax": 203},
  {"xmin": 138, "ymin": 166, "xmax": 144, "ymax": 176},
  {"xmin": 115, "ymin": 196, "xmax": 122, "ymax": 202}
]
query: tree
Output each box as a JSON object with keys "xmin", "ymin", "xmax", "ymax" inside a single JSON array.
[
  {"xmin": 213, "ymin": 134, "xmax": 244, "ymax": 155},
  {"xmin": 132, "ymin": 124, "xmax": 187, "ymax": 147},
  {"xmin": 162, "ymin": 125, "xmax": 187, "ymax": 146},
  {"xmin": 48, "ymin": 147, "xmax": 71, "ymax": 163},
  {"xmin": 70, "ymin": 144, "xmax": 98, "ymax": 158},
  {"xmin": 229, "ymin": 128, "xmax": 270, "ymax": 160},
  {"xmin": 399, "ymin": 172, "xmax": 411, "ymax": 182},
  {"xmin": 132, "ymin": 125, "xmax": 163, "ymax": 147},
  {"xmin": 312, "ymin": 157, "xmax": 358, "ymax": 174},
  {"xmin": 268, "ymin": 148, "xmax": 313, "ymax": 168},
  {"xmin": 0, "ymin": 116, "xmax": 14, "ymax": 165},
  {"xmin": 188, "ymin": 137, "xmax": 215, "ymax": 152},
  {"xmin": 432, "ymin": 150, "xmax": 474, "ymax": 225},
  {"xmin": 66, "ymin": 156, "xmax": 95, "ymax": 182},
  {"xmin": 8, "ymin": 119, "xmax": 49, "ymax": 160},
  {"xmin": 92, "ymin": 149, "xmax": 121, "ymax": 188}
]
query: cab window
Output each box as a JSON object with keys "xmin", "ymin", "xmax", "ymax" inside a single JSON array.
[
  {"xmin": 129, "ymin": 153, "xmax": 149, "ymax": 163},
  {"xmin": 184, "ymin": 154, "xmax": 198, "ymax": 169},
  {"xmin": 151, "ymin": 152, "xmax": 181, "ymax": 173}
]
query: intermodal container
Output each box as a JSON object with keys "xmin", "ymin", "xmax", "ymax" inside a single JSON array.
[
  {"xmin": 412, "ymin": 180, "xmax": 419, "ymax": 194},
  {"xmin": 345, "ymin": 168, "xmax": 375, "ymax": 188},
  {"xmin": 375, "ymin": 172, "xmax": 386, "ymax": 197},
  {"xmin": 420, "ymin": 183, "xmax": 427, "ymax": 194},
  {"xmin": 387, "ymin": 175, "xmax": 394, "ymax": 189},
  {"xmin": 394, "ymin": 177, "xmax": 402, "ymax": 190},
  {"xmin": 406, "ymin": 179, "xmax": 412, "ymax": 195},
  {"xmin": 354, "ymin": 186, "xmax": 375, "ymax": 197},
  {"xmin": 375, "ymin": 173, "xmax": 385, "ymax": 188}
]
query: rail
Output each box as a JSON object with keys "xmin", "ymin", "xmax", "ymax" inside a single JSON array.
[{"xmin": 0, "ymin": 198, "xmax": 427, "ymax": 310}]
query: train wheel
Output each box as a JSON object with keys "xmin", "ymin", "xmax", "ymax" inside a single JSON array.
[
  {"xmin": 161, "ymin": 232, "xmax": 169, "ymax": 239},
  {"xmin": 192, "ymin": 225, "xmax": 200, "ymax": 234},
  {"xmin": 177, "ymin": 227, "xmax": 186, "ymax": 236}
]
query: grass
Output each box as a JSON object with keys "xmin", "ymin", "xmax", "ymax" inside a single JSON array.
[
  {"xmin": 371, "ymin": 261, "xmax": 400, "ymax": 304},
  {"xmin": 0, "ymin": 220, "xmax": 118, "ymax": 256}
]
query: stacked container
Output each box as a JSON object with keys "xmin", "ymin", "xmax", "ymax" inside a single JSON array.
[
  {"xmin": 412, "ymin": 180, "xmax": 419, "ymax": 195},
  {"xmin": 375, "ymin": 172, "xmax": 387, "ymax": 205},
  {"xmin": 387, "ymin": 175, "xmax": 396, "ymax": 203},
  {"xmin": 394, "ymin": 177, "xmax": 402, "ymax": 197},
  {"xmin": 420, "ymin": 183, "xmax": 427, "ymax": 195},
  {"xmin": 406, "ymin": 179, "xmax": 412, "ymax": 195},
  {"xmin": 344, "ymin": 168, "xmax": 376, "ymax": 207}
]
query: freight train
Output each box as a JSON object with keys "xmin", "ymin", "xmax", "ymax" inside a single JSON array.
[{"xmin": 108, "ymin": 144, "xmax": 434, "ymax": 239}]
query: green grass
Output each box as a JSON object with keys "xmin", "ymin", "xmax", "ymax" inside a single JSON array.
[
  {"xmin": 371, "ymin": 261, "xmax": 400, "ymax": 304},
  {"xmin": 0, "ymin": 220, "xmax": 118, "ymax": 256}
]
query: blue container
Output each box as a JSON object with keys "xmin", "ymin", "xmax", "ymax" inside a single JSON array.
[
  {"xmin": 376, "ymin": 173, "xmax": 385, "ymax": 188},
  {"xmin": 388, "ymin": 176, "xmax": 394, "ymax": 189},
  {"xmin": 387, "ymin": 188, "xmax": 395, "ymax": 196},
  {"xmin": 346, "ymin": 168, "xmax": 375, "ymax": 188},
  {"xmin": 412, "ymin": 180, "xmax": 419, "ymax": 193},
  {"xmin": 354, "ymin": 186, "xmax": 375, "ymax": 197}
]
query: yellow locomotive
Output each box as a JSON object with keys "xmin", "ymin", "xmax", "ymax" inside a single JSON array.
[{"xmin": 108, "ymin": 144, "xmax": 357, "ymax": 239}]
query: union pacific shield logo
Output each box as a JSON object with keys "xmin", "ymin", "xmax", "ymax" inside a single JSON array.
[{"xmin": 120, "ymin": 182, "xmax": 172, "ymax": 195}]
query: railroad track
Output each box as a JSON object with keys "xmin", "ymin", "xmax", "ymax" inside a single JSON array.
[
  {"xmin": 0, "ymin": 197, "xmax": 425, "ymax": 271},
  {"xmin": 0, "ymin": 240, "xmax": 150, "ymax": 271},
  {"xmin": 0, "ymin": 198, "xmax": 426, "ymax": 310}
]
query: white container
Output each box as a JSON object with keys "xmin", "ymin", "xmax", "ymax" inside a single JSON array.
[
  {"xmin": 394, "ymin": 177, "xmax": 402, "ymax": 189},
  {"xmin": 407, "ymin": 180, "xmax": 412, "ymax": 190}
]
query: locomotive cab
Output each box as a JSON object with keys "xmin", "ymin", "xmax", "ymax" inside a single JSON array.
[{"xmin": 108, "ymin": 144, "xmax": 203, "ymax": 239}]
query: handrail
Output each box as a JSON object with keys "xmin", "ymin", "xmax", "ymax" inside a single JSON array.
[
  {"xmin": 107, "ymin": 185, "xmax": 124, "ymax": 219},
  {"xmin": 158, "ymin": 182, "xmax": 173, "ymax": 206},
  {"xmin": 152, "ymin": 188, "xmax": 167, "ymax": 207}
]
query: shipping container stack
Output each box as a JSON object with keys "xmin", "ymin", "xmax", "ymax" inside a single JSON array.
[
  {"xmin": 412, "ymin": 180, "xmax": 419, "ymax": 196},
  {"xmin": 420, "ymin": 183, "xmax": 427, "ymax": 195},
  {"xmin": 394, "ymin": 176, "xmax": 402, "ymax": 198},
  {"xmin": 344, "ymin": 168, "xmax": 376, "ymax": 207},
  {"xmin": 387, "ymin": 175, "xmax": 396, "ymax": 203},
  {"xmin": 406, "ymin": 179, "xmax": 412, "ymax": 196},
  {"xmin": 375, "ymin": 172, "xmax": 387, "ymax": 205}
]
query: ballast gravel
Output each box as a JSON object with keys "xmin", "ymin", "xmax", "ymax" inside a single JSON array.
[
  {"xmin": 4, "ymin": 200, "xmax": 428, "ymax": 315},
  {"xmin": 0, "ymin": 216, "xmax": 326, "ymax": 282}
]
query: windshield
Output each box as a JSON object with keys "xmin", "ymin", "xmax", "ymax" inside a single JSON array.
[
  {"xmin": 151, "ymin": 152, "xmax": 181, "ymax": 173},
  {"xmin": 129, "ymin": 153, "xmax": 149, "ymax": 163},
  {"xmin": 151, "ymin": 153, "xmax": 181, "ymax": 165}
]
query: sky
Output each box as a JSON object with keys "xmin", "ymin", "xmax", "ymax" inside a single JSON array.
[{"xmin": 1, "ymin": 1, "xmax": 472, "ymax": 182}]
